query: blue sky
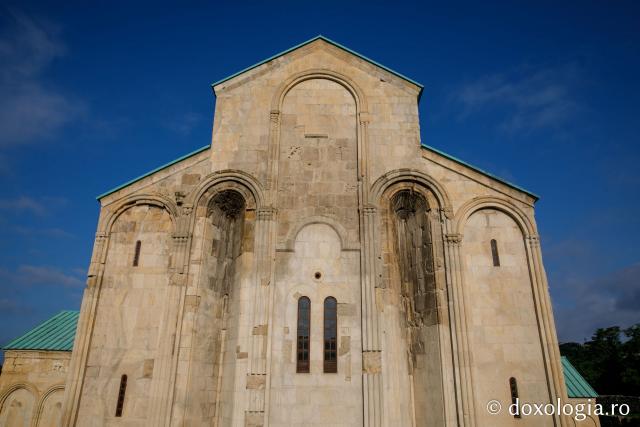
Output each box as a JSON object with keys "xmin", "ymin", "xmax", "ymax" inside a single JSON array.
[{"xmin": 0, "ymin": 0, "xmax": 638, "ymax": 349}]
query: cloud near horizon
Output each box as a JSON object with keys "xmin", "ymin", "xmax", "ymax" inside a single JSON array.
[{"xmin": 552, "ymin": 261, "xmax": 640, "ymax": 342}]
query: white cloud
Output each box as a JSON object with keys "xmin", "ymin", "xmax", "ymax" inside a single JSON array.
[
  {"xmin": 165, "ymin": 111, "xmax": 203, "ymax": 136},
  {"xmin": 0, "ymin": 9, "xmax": 86, "ymax": 147},
  {"xmin": 0, "ymin": 264, "xmax": 84, "ymax": 288},
  {"xmin": 12, "ymin": 225, "xmax": 74, "ymax": 238},
  {"xmin": 452, "ymin": 63, "xmax": 582, "ymax": 135},
  {"xmin": 0, "ymin": 195, "xmax": 67, "ymax": 216},
  {"xmin": 0, "ymin": 195, "xmax": 46, "ymax": 215}
]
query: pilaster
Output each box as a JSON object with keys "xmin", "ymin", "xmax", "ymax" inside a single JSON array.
[
  {"xmin": 361, "ymin": 204, "xmax": 383, "ymax": 427},
  {"xmin": 60, "ymin": 231, "xmax": 110, "ymax": 426},
  {"xmin": 246, "ymin": 207, "xmax": 276, "ymax": 425},
  {"xmin": 443, "ymin": 232, "xmax": 476, "ymax": 427},
  {"xmin": 525, "ymin": 235, "xmax": 569, "ymax": 427}
]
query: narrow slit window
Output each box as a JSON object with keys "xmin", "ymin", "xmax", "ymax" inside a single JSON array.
[
  {"xmin": 296, "ymin": 297, "xmax": 310, "ymax": 373},
  {"xmin": 133, "ymin": 240, "xmax": 141, "ymax": 267},
  {"xmin": 509, "ymin": 377, "xmax": 521, "ymax": 418},
  {"xmin": 323, "ymin": 297, "xmax": 337, "ymax": 373},
  {"xmin": 491, "ymin": 239, "xmax": 500, "ymax": 267},
  {"xmin": 115, "ymin": 374, "xmax": 127, "ymax": 417}
]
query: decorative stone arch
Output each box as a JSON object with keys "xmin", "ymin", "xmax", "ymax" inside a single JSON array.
[
  {"xmin": 278, "ymin": 215, "xmax": 359, "ymax": 252},
  {"xmin": 0, "ymin": 383, "xmax": 39, "ymax": 425},
  {"xmin": 187, "ymin": 169, "xmax": 265, "ymax": 212},
  {"xmin": 271, "ymin": 68, "xmax": 368, "ymax": 114},
  {"xmin": 32, "ymin": 384, "xmax": 64, "ymax": 427},
  {"xmin": 0, "ymin": 383, "xmax": 39, "ymax": 409},
  {"xmin": 371, "ymin": 168, "xmax": 453, "ymax": 217},
  {"xmin": 453, "ymin": 196, "xmax": 536, "ymax": 238},
  {"xmin": 100, "ymin": 193, "xmax": 179, "ymax": 234}
]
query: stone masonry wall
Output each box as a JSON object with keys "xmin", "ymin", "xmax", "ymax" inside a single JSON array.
[{"xmin": 0, "ymin": 350, "xmax": 69, "ymax": 427}]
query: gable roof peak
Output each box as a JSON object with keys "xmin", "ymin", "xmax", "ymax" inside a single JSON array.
[{"xmin": 211, "ymin": 35, "xmax": 423, "ymax": 97}]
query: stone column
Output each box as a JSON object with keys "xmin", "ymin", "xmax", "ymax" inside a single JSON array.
[
  {"xmin": 361, "ymin": 205, "xmax": 383, "ymax": 427},
  {"xmin": 443, "ymin": 232, "xmax": 476, "ymax": 427},
  {"xmin": 60, "ymin": 231, "xmax": 109, "ymax": 427},
  {"xmin": 524, "ymin": 235, "xmax": 570, "ymax": 427},
  {"xmin": 246, "ymin": 207, "xmax": 276, "ymax": 426},
  {"xmin": 148, "ymin": 205, "xmax": 192, "ymax": 427},
  {"xmin": 266, "ymin": 110, "xmax": 281, "ymax": 192}
]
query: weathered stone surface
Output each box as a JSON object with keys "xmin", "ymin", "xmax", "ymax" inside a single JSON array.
[
  {"xmin": 0, "ymin": 37, "xmax": 571, "ymax": 427},
  {"xmin": 0, "ymin": 350, "xmax": 69, "ymax": 426}
]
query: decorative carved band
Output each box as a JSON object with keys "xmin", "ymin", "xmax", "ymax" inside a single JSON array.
[
  {"xmin": 363, "ymin": 205, "xmax": 377, "ymax": 216},
  {"xmin": 269, "ymin": 110, "xmax": 280, "ymax": 123},
  {"xmin": 358, "ymin": 112, "xmax": 371, "ymax": 125},
  {"xmin": 440, "ymin": 207, "xmax": 454, "ymax": 219},
  {"xmin": 362, "ymin": 350, "xmax": 382, "ymax": 374},
  {"xmin": 257, "ymin": 207, "xmax": 276, "ymax": 220},
  {"xmin": 169, "ymin": 273, "xmax": 187, "ymax": 287},
  {"xmin": 445, "ymin": 233, "xmax": 463, "ymax": 244},
  {"xmin": 172, "ymin": 232, "xmax": 190, "ymax": 242},
  {"xmin": 181, "ymin": 203, "xmax": 193, "ymax": 216},
  {"xmin": 526, "ymin": 235, "xmax": 540, "ymax": 247},
  {"xmin": 174, "ymin": 191, "xmax": 186, "ymax": 206}
]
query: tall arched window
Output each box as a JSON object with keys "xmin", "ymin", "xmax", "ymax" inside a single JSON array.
[
  {"xmin": 323, "ymin": 297, "xmax": 337, "ymax": 373},
  {"xmin": 509, "ymin": 377, "xmax": 520, "ymax": 418},
  {"xmin": 491, "ymin": 239, "xmax": 500, "ymax": 267},
  {"xmin": 296, "ymin": 297, "xmax": 311, "ymax": 373},
  {"xmin": 133, "ymin": 240, "xmax": 142, "ymax": 267},
  {"xmin": 115, "ymin": 374, "xmax": 127, "ymax": 417}
]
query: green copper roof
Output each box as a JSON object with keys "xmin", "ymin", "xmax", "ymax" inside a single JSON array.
[
  {"xmin": 96, "ymin": 145, "xmax": 210, "ymax": 200},
  {"xmin": 420, "ymin": 144, "xmax": 540, "ymax": 200},
  {"xmin": 3, "ymin": 310, "xmax": 79, "ymax": 352},
  {"xmin": 562, "ymin": 356, "xmax": 598, "ymax": 398},
  {"xmin": 211, "ymin": 35, "xmax": 424, "ymax": 99}
]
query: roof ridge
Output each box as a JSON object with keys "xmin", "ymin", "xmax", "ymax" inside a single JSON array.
[
  {"xmin": 420, "ymin": 143, "xmax": 539, "ymax": 200},
  {"xmin": 211, "ymin": 35, "xmax": 423, "ymax": 95},
  {"xmin": 96, "ymin": 144, "xmax": 210, "ymax": 200},
  {"xmin": 3, "ymin": 310, "xmax": 80, "ymax": 351}
]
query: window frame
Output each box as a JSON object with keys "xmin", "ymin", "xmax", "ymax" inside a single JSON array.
[
  {"xmin": 115, "ymin": 374, "xmax": 127, "ymax": 417},
  {"xmin": 296, "ymin": 296, "xmax": 311, "ymax": 373},
  {"xmin": 490, "ymin": 239, "xmax": 500, "ymax": 267},
  {"xmin": 323, "ymin": 296, "xmax": 338, "ymax": 373},
  {"xmin": 133, "ymin": 240, "xmax": 142, "ymax": 267}
]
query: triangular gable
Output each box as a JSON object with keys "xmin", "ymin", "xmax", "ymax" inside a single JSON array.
[{"xmin": 211, "ymin": 35, "xmax": 424, "ymax": 99}]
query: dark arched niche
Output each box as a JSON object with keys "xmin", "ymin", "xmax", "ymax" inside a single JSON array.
[{"xmin": 390, "ymin": 189, "xmax": 446, "ymax": 426}]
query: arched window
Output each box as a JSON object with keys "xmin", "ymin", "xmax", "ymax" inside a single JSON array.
[
  {"xmin": 133, "ymin": 240, "xmax": 142, "ymax": 267},
  {"xmin": 115, "ymin": 374, "xmax": 127, "ymax": 417},
  {"xmin": 296, "ymin": 297, "xmax": 310, "ymax": 373},
  {"xmin": 323, "ymin": 297, "xmax": 337, "ymax": 373},
  {"xmin": 491, "ymin": 239, "xmax": 500, "ymax": 267},
  {"xmin": 509, "ymin": 377, "xmax": 520, "ymax": 418}
]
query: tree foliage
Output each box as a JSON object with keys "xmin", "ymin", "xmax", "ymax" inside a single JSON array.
[{"xmin": 560, "ymin": 324, "xmax": 640, "ymax": 397}]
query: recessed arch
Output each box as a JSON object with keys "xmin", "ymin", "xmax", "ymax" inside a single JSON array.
[
  {"xmin": 371, "ymin": 169, "xmax": 453, "ymax": 217},
  {"xmin": 453, "ymin": 196, "xmax": 536, "ymax": 238},
  {"xmin": 0, "ymin": 383, "xmax": 39, "ymax": 409},
  {"xmin": 33, "ymin": 384, "xmax": 64, "ymax": 427},
  {"xmin": 101, "ymin": 193, "xmax": 178, "ymax": 234},
  {"xmin": 0, "ymin": 384, "xmax": 38, "ymax": 427},
  {"xmin": 188, "ymin": 169, "xmax": 264, "ymax": 212},
  {"xmin": 271, "ymin": 69, "xmax": 368, "ymax": 113},
  {"xmin": 279, "ymin": 215, "xmax": 358, "ymax": 252}
]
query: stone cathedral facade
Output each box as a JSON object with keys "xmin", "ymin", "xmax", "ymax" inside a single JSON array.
[{"xmin": 1, "ymin": 36, "xmax": 578, "ymax": 427}]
